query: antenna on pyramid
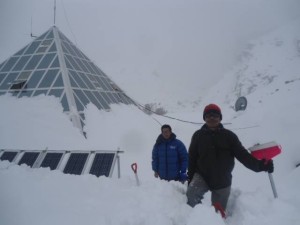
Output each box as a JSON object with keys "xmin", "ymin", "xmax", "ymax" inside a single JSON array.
[
  {"xmin": 30, "ymin": 17, "xmax": 37, "ymax": 38},
  {"xmin": 54, "ymin": 0, "xmax": 56, "ymax": 25}
]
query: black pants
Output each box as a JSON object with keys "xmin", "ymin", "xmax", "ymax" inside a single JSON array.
[{"xmin": 186, "ymin": 173, "xmax": 231, "ymax": 210}]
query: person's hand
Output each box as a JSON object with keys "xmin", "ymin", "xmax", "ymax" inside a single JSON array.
[
  {"xmin": 259, "ymin": 159, "xmax": 274, "ymax": 173},
  {"xmin": 154, "ymin": 172, "xmax": 159, "ymax": 178},
  {"xmin": 179, "ymin": 173, "xmax": 188, "ymax": 183}
]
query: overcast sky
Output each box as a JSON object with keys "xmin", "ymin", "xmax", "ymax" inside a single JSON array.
[{"xmin": 1, "ymin": 0, "xmax": 300, "ymax": 104}]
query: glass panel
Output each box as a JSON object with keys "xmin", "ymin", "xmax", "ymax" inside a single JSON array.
[
  {"xmin": 76, "ymin": 58, "xmax": 89, "ymax": 73},
  {"xmin": 36, "ymin": 30, "xmax": 49, "ymax": 40},
  {"xmin": 26, "ymin": 70, "xmax": 45, "ymax": 88},
  {"xmin": 52, "ymin": 73, "xmax": 64, "ymax": 87},
  {"xmin": 66, "ymin": 55, "xmax": 80, "ymax": 71},
  {"xmin": 61, "ymin": 43, "xmax": 70, "ymax": 54},
  {"xmin": 12, "ymin": 55, "xmax": 31, "ymax": 71},
  {"xmin": 17, "ymin": 71, "xmax": 31, "ymax": 80},
  {"xmin": 48, "ymin": 42, "xmax": 57, "ymax": 52},
  {"xmin": 70, "ymin": 71, "xmax": 88, "ymax": 88},
  {"xmin": 83, "ymin": 90, "xmax": 102, "ymax": 109},
  {"xmin": 24, "ymin": 41, "xmax": 41, "ymax": 54},
  {"xmin": 19, "ymin": 90, "xmax": 33, "ymax": 98},
  {"xmin": 48, "ymin": 89, "xmax": 63, "ymax": 98},
  {"xmin": 64, "ymin": 42, "xmax": 77, "ymax": 56},
  {"xmin": 103, "ymin": 78, "xmax": 114, "ymax": 91},
  {"xmin": 69, "ymin": 44, "xmax": 82, "ymax": 58},
  {"xmin": 33, "ymin": 89, "xmax": 48, "ymax": 96},
  {"xmin": 41, "ymin": 39, "xmax": 52, "ymax": 46},
  {"xmin": 0, "ymin": 73, "xmax": 8, "ymax": 85},
  {"xmin": 79, "ymin": 72, "xmax": 94, "ymax": 89},
  {"xmin": 10, "ymin": 90, "xmax": 20, "ymax": 96},
  {"xmin": 74, "ymin": 89, "xmax": 89, "ymax": 106},
  {"xmin": 87, "ymin": 61, "xmax": 97, "ymax": 74},
  {"xmin": 46, "ymin": 30, "xmax": 54, "ymax": 39},
  {"xmin": 113, "ymin": 92, "xmax": 123, "ymax": 102},
  {"xmin": 96, "ymin": 77, "xmax": 109, "ymax": 91},
  {"xmin": 94, "ymin": 91, "xmax": 110, "ymax": 109},
  {"xmin": 36, "ymin": 46, "xmax": 48, "ymax": 53},
  {"xmin": 120, "ymin": 93, "xmax": 132, "ymax": 104},
  {"xmin": 0, "ymin": 61, "xmax": 4, "ymax": 70},
  {"xmin": 107, "ymin": 92, "xmax": 118, "ymax": 103},
  {"xmin": 69, "ymin": 74, "xmax": 79, "ymax": 87},
  {"xmin": 73, "ymin": 58, "xmax": 85, "ymax": 72},
  {"xmin": 58, "ymin": 31, "xmax": 68, "ymax": 41},
  {"xmin": 91, "ymin": 62, "xmax": 102, "ymax": 75},
  {"xmin": 101, "ymin": 92, "xmax": 113, "ymax": 104},
  {"xmin": 50, "ymin": 56, "xmax": 60, "ymax": 68},
  {"xmin": 37, "ymin": 53, "xmax": 56, "ymax": 69},
  {"xmin": 64, "ymin": 56, "xmax": 73, "ymax": 69},
  {"xmin": 73, "ymin": 46, "xmax": 85, "ymax": 59},
  {"xmin": 2, "ymin": 57, "xmax": 19, "ymax": 72},
  {"xmin": 38, "ymin": 69, "xmax": 58, "ymax": 88},
  {"xmin": 73, "ymin": 94, "xmax": 84, "ymax": 111},
  {"xmin": 15, "ymin": 46, "xmax": 27, "ymax": 56},
  {"xmin": 0, "ymin": 72, "xmax": 19, "ymax": 90},
  {"xmin": 82, "ymin": 60, "xmax": 94, "ymax": 74},
  {"xmin": 61, "ymin": 93, "xmax": 69, "ymax": 111},
  {"xmin": 24, "ymin": 54, "xmax": 43, "ymax": 70}
]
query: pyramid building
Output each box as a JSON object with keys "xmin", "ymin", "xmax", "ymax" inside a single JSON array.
[{"xmin": 0, "ymin": 26, "xmax": 135, "ymax": 132}]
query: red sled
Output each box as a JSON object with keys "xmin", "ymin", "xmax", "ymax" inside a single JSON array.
[{"xmin": 248, "ymin": 141, "xmax": 281, "ymax": 160}]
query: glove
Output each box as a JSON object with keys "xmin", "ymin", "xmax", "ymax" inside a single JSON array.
[
  {"xmin": 179, "ymin": 172, "xmax": 188, "ymax": 183},
  {"xmin": 259, "ymin": 159, "xmax": 274, "ymax": 173}
]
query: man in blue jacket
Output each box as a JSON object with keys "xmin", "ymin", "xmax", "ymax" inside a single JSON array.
[{"xmin": 152, "ymin": 124, "xmax": 188, "ymax": 182}]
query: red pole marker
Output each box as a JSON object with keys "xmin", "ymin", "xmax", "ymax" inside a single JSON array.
[
  {"xmin": 249, "ymin": 141, "xmax": 281, "ymax": 198},
  {"xmin": 131, "ymin": 163, "xmax": 140, "ymax": 186}
]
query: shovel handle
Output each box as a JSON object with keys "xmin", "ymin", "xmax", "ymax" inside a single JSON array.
[{"xmin": 131, "ymin": 163, "xmax": 138, "ymax": 174}]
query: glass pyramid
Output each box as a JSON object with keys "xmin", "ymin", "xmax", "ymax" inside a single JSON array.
[{"xmin": 0, "ymin": 26, "xmax": 135, "ymax": 132}]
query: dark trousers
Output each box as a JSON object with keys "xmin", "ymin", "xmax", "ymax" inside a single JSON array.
[{"xmin": 186, "ymin": 173, "xmax": 231, "ymax": 210}]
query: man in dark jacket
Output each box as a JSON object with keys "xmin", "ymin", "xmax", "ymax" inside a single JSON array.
[
  {"xmin": 186, "ymin": 104, "xmax": 274, "ymax": 211},
  {"xmin": 152, "ymin": 124, "xmax": 188, "ymax": 182}
]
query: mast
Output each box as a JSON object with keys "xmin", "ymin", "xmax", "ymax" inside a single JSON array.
[{"xmin": 54, "ymin": 0, "xmax": 56, "ymax": 25}]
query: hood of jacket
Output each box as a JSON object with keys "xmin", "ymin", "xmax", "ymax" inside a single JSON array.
[{"xmin": 155, "ymin": 133, "xmax": 177, "ymax": 146}]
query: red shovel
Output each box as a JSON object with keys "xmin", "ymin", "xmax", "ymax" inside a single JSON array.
[
  {"xmin": 249, "ymin": 141, "xmax": 282, "ymax": 198},
  {"xmin": 131, "ymin": 163, "xmax": 140, "ymax": 186}
]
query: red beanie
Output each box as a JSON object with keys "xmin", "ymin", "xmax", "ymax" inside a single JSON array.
[{"xmin": 203, "ymin": 104, "xmax": 222, "ymax": 120}]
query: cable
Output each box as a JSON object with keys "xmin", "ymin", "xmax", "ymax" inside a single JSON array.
[
  {"xmin": 123, "ymin": 93, "xmax": 206, "ymax": 125},
  {"xmin": 61, "ymin": 0, "xmax": 78, "ymax": 45}
]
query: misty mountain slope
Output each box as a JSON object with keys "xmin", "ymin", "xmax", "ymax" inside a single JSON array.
[{"xmin": 202, "ymin": 18, "xmax": 300, "ymax": 107}]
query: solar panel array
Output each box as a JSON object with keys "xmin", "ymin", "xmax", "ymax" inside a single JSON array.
[
  {"xmin": 0, "ymin": 149, "xmax": 120, "ymax": 178},
  {"xmin": 0, "ymin": 26, "xmax": 135, "ymax": 131}
]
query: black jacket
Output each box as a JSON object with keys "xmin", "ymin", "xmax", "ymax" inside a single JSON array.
[{"xmin": 188, "ymin": 124, "xmax": 261, "ymax": 190}]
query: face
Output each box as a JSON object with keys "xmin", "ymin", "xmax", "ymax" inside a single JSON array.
[
  {"xmin": 162, "ymin": 128, "xmax": 172, "ymax": 140},
  {"xmin": 204, "ymin": 112, "xmax": 221, "ymax": 129}
]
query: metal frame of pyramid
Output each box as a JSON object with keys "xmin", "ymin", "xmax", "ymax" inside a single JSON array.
[{"xmin": 0, "ymin": 26, "xmax": 135, "ymax": 133}]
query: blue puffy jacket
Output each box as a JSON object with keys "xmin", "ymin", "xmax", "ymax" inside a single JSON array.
[{"xmin": 152, "ymin": 133, "xmax": 188, "ymax": 181}]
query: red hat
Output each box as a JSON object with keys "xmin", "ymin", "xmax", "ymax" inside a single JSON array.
[{"xmin": 203, "ymin": 104, "xmax": 222, "ymax": 120}]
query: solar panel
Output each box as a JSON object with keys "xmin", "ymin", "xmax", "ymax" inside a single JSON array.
[
  {"xmin": 89, "ymin": 153, "xmax": 115, "ymax": 177},
  {"xmin": 0, "ymin": 151, "xmax": 18, "ymax": 162},
  {"xmin": 18, "ymin": 152, "xmax": 40, "ymax": 167},
  {"xmin": 63, "ymin": 153, "xmax": 88, "ymax": 175},
  {"xmin": 40, "ymin": 152, "xmax": 63, "ymax": 170}
]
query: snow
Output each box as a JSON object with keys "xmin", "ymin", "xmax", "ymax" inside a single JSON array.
[{"xmin": 1, "ymin": 10, "xmax": 300, "ymax": 225}]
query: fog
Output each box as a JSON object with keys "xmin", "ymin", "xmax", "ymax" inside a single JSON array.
[{"xmin": 1, "ymin": 0, "xmax": 299, "ymax": 104}]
